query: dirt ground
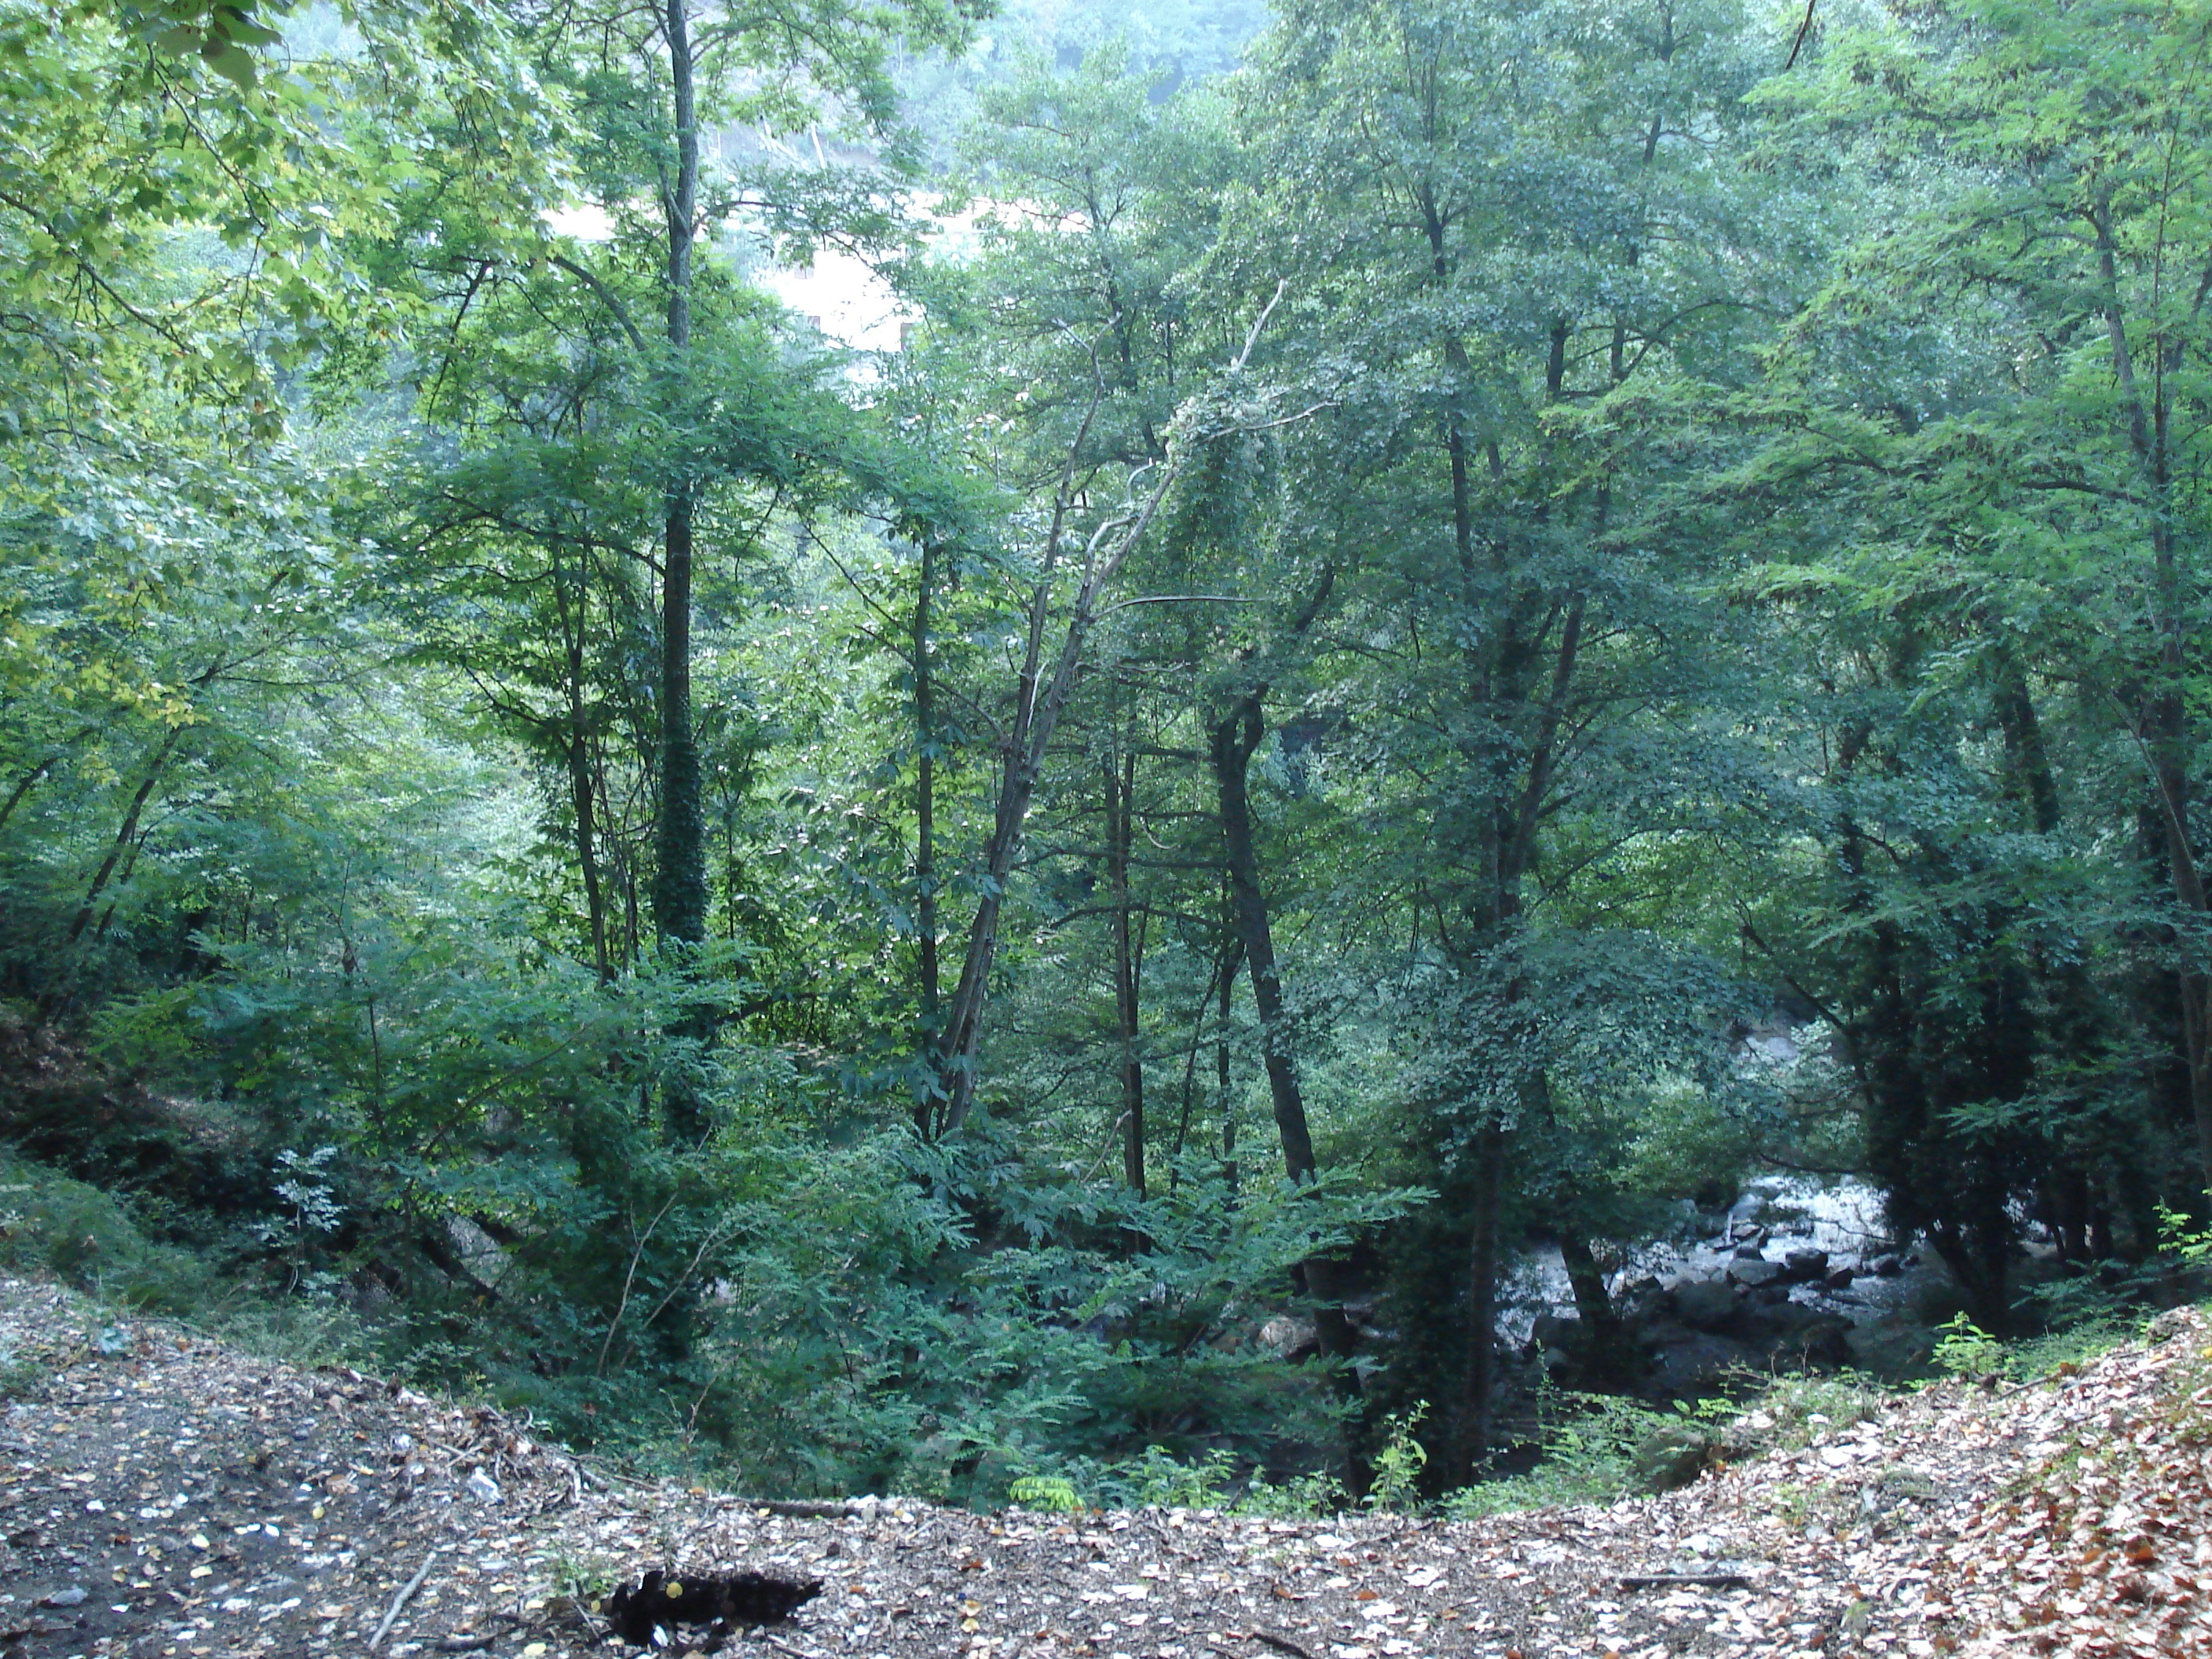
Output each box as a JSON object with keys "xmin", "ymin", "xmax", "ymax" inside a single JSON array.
[{"xmin": 0, "ymin": 1274, "xmax": 2203, "ymax": 1659}]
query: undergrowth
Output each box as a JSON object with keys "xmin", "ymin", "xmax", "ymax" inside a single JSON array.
[
  {"xmin": 0, "ymin": 1151, "xmax": 367, "ymax": 1369},
  {"xmin": 1041, "ymin": 1301, "xmax": 2191, "ymax": 1522},
  {"xmin": 0, "ymin": 1125, "xmax": 2192, "ymax": 1521}
]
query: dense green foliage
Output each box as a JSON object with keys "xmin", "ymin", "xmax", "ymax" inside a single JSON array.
[{"xmin": 7, "ymin": 0, "xmax": 2212, "ymax": 1505}]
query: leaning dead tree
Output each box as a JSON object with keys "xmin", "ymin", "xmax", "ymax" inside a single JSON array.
[{"xmin": 928, "ymin": 281, "xmax": 1302, "ymax": 1136}]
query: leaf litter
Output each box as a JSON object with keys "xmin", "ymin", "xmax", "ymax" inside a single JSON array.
[{"xmin": 0, "ymin": 1275, "xmax": 2203, "ymax": 1658}]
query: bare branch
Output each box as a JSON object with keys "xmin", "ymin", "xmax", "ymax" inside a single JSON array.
[
  {"xmin": 549, "ymin": 253, "xmax": 650, "ymax": 352},
  {"xmin": 1232, "ymin": 279, "xmax": 1290, "ymax": 372}
]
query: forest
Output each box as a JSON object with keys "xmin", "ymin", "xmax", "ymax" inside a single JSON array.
[{"xmin": 5, "ymin": 0, "xmax": 2212, "ymax": 1511}]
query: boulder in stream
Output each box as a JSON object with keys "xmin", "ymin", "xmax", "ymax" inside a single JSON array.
[
  {"xmin": 1727, "ymin": 1258, "xmax": 1787, "ymax": 1289},
  {"xmin": 1783, "ymin": 1247, "xmax": 1829, "ymax": 1282},
  {"xmin": 1668, "ymin": 1276, "xmax": 1741, "ymax": 1331}
]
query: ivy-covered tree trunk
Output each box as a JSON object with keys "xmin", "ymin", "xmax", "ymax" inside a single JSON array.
[
  {"xmin": 651, "ymin": 0, "xmax": 704, "ymax": 952},
  {"xmin": 651, "ymin": 0, "xmax": 711, "ymax": 1146}
]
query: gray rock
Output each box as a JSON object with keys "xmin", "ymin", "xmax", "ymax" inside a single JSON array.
[
  {"xmin": 1634, "ymin": 1423, "xmax": 1712, "ymax": 1492},
  {"xmin": 446, "ymin": 1215, "xmax": 511, "ymax": 1290},
  {"xmin": 1823, "ymin": 1265, "xmax": 1856, "ymax": 1291},
  {"xmin": 1729, "ymin": 1258, "xmax": 1787, "ymax": 1289},
  {"xmin": 1870, "ymin": 1254, "xmax": 1903, "ymax": 1276},
  {"xmin": 2148, "ymin": 1306, "xmax": 2200, "ymax": 1342},
  {"xmin": 1844, "ymin": 1316, "xmax": 1937, "ymax": 1380},
  {"xmin": 1761, "ymin": 1298, "xmax": 1826, "ymax": 1333},
  {"xmin": 42, "ymin": 1587, "xmax": 87, "ymax": 1608},
  {"xmin": 1670, "ymin": 1277, "xmax": 1741, "ymax": 1331},
  {"xmin": 1775, "ymin": 1311, "xmax": 1854, "ymax": 1366},
  {"xmin": 1784, "ymin": 1248, "xmax": 1829, "ymax": 1282},
  {"xmin": 1731, "ymin": 1237, "xmax": 1767, "ymax": 1259},
  {"xmin": 1730, "ymin": 1197, "xmax": 1773, "ymax": 1230},
  {"xmin": 1644, "ymin": 1327, "xmax": 1760, "ymax": 1393}
]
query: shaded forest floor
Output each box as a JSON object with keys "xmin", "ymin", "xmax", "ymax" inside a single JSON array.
[{"xmin": 0, "ymin": 1275, "xmax": 2204, "ymax": 1659}]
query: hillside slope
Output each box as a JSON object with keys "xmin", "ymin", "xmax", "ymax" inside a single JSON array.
[{"xmin": 0, "ymin": 1276, "xmax": 2203, "ymax": 1658}]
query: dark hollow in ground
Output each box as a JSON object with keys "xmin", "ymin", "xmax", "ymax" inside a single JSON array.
[{"xmin": 604, "ymin": 1568, "xmax": 822, "ymax": 1647}]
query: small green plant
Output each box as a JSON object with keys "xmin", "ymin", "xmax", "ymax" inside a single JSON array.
[
  {"xmin": 1932, "ymin": 1313, "xmax": 2006, "ymax": 1379},
  {"xmin": 545, "ymin": 1548, "xmax": 624, "ymax": 1608},
  {"xmin": 2001, "ymin": 1317, "xmax": 2130, "ymax": 1382},
  {"xmin": 2156, "ymin": 1203, "xmax": 2212, "ymax": 1262},
  {"xmin": 208, "ymin": 1297, "xmax": 368, "ymax": 1372},
  {"xmin": 1770, "ymin": 1475, "xmax": 1852, "ymax": 1534},
  {"xmin": 256, "ymin": 1147, "xmax": 345, "ymax": 1297},
  {"xmin": 1441, "ymin": 1382, "xmax": 1671, "ymax": 1517},
  {"xmin": 1769, "ymin": 1478, "xmax": 1811, "ymax": 1529},
  {"xmin": 0, "ymin": 1344, "xmax": 45, "ymax": 1401},
  {"xmin": 1364, "ymin": 1403, "xmax": 1430, "ymax": 1511},
  {"xmin": 1111, "ymin": 1445, "xmax": 1239, "ymax": 1509},
  {"xmin": 1007, "ymin": 1474, "xmax": 1082, "ymax": 1513},
  {"xmin": 1720, "ymin": 1370, "xmax": 1888, "ymax": 1456},
  {"xmin": 1233, "ymin": 1467, "xmax": 1347, "ymax": 1518},
  {"xmin": 1221, "ymin": 1478, "xmax": 1335, "ymax": 1530},
  {"xmin": 0, "ymin": 1156, "xmax": 218, "ymax": 1312}
]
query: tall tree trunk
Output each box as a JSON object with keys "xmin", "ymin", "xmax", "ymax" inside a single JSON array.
[
  {"xmin": 654, "ymin": 0, "xmax": 710, "ymax": 1145},
  {"xmin": 0, "ymin": 757, "xmax": 57, "ymax": 840},
  {"xmin": 1556, "ymin": 1226, "xmax": 1624, "ymax": 1373},
  {"xmin": 934, "ymin": 452, "xmax": 1188, "ymax": 1134},
  {"xmin": 569, "ymin": 734, "xmax": 611, "ymax": 982},
  {"xmin": 1994, "ymin": 661, "xmax": 2062, "ymax": 838},
  {"xmin": 1997, "ymin": 660, "xmax": 2111, "ymax": 1245},
  {"xmin": 1104, "ymin": 735, "xmax": 1145, "ymax": 1195},
  {"xmin": 914, "ymin": 536, "xmax": 941, "ymax": 1133},
  {"xmin": 1212, "ymin": 691, "xmax": 1368, "ymax": 1487},
  {"xmin": 558, "ymin": 544, "xmax": 611, "ymax": 982},
  {"xmin": 653, "ymin": 16, "xmax": 705, "ymax": 949},
  {"xmin": 1214, "ymin": 701, "xmax": 1314, "ymax": 1181},
  {"xmin": 1173, "ymin": 929, "xmax": 1240, "ymax": 1172},
  {"xmin": 1446, "ymin": 593, "xmax": 1584, "ymax": 1474},
  {"xmin": 1218, "ymin": 929, "xmax": 1243, "ymax": 1194},
  {"xmin": 2148, "ymin": 728, "xmax": 2212, "ymax": 1199},
  {"xmin": 932, "ymin": 288, "xmax": 1282, "ymax": 1133},
  {"xmin": 1205, "ymin": 564, "xmax": 1337, "ymax": 1181},
  {"xmin": 2097, "ymin": 196, "xmax": 2212, "ymax": 1201},
  {"xmin": 1459, "ymin": 1118, "xmax": 1504, "ymax": 1471}
]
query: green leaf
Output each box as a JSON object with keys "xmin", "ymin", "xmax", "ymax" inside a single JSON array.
[{"xmin": 203, "ymin": 43, "xmax": 257, "ymax": 89}]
